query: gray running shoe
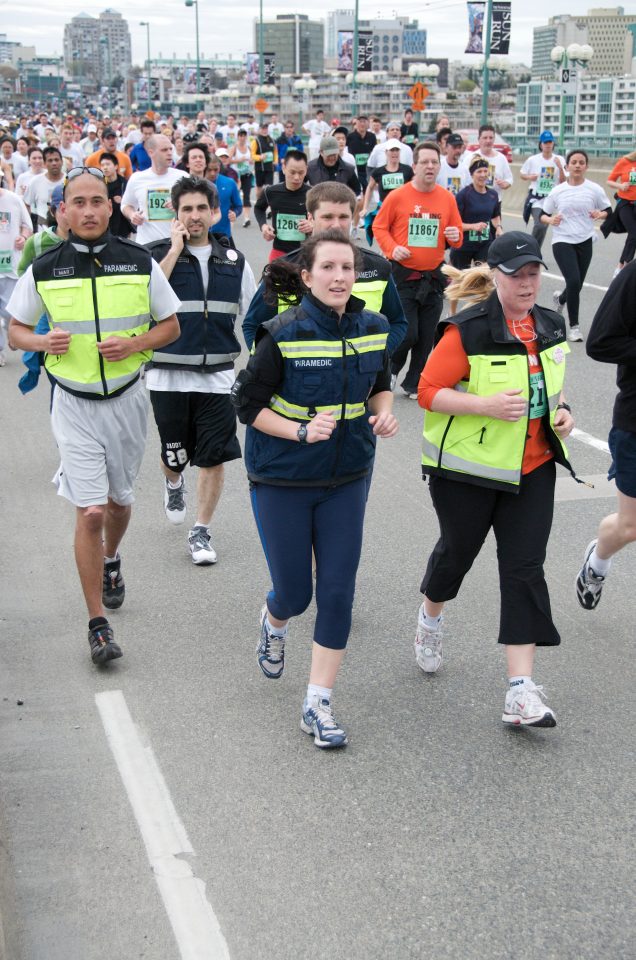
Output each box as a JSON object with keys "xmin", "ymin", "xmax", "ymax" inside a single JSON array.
[{"xmin": 414, "ymin": 606, "xmax": 443, "ymax": 673}]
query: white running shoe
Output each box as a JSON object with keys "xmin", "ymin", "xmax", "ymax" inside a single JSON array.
[
  {"xmin": 575, "ymin": 538, "xmax": 606, "ymax": 610},
  {"xmin": 414, "ymin": 607, "xmax": 443, "ymax": 673},
  {"xmin": 390, "ymin": 373, "xmax": 397, "ymax": 392},
  {"xmin": 502, "ymin": 682, "xmax": 556, "ymax": 727},
  {"xmin": 188, "ymin": 525, "xmax": 217, "ymax": 565},
  {"xmin": 568, "ymin": 325, "xmax": 583, "ymax": 342},
  {"xmin": 0, "ymin": 351, "xmax": 6, "ymax": 367},
  {"xmin": 552, "ymin": 290, "xmax": 565, "ymax": 315},
  {"xmin": 164, "ymin": 476, "xmax": 186, "ymax": 524}
]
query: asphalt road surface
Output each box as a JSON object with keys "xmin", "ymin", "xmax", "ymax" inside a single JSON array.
[{"xmin": 1, "ymin": 206, "xmax": 633, "ymax": 960}]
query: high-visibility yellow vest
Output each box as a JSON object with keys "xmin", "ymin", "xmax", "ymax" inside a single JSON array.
[{"xmin": 32, "ymin": 236, "xmax": 153, "ymax": 399}]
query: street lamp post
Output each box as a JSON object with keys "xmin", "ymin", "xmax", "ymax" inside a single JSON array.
[
  {"xmin": 480, "ymin": 0, "xmax": 494, "ymax": 125},
  {"xmin": 294, "ymin": 76, "xmax": 316, "ymax": 129},
  {"xmin": 351, "ymin": 0, "xmax": 360, "ymax": 117},
  {"xmin": 259, "ymin": 0, "xmax": 264, "ymax": 86},
  {"xmin": 184, "ymin": 0, "xmax": 200, "ymax": 98},
  {"xmin": 550, "ymin": 43, "xmax": 594, "ymax": 152},
  {"xmin": 139, "ymin": 21, "xmax": 151, "ymax": 113},
  {"xmin": 100, "ymin": 35, "xmax": 113, "ymax": 114}
]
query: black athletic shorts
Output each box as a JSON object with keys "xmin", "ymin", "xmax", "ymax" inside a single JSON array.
[
  {"xmin": 149, "ymin": 391, "xmax": 242, "ymax": 471},
  {"xmin": 255, "ymin": 169, "xmax": 274, "ymax": 188}
]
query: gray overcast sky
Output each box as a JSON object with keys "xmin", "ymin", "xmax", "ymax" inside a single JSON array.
[{"xmin": 4, "ymin": 1, "xmax": 635, "ymax": 66}]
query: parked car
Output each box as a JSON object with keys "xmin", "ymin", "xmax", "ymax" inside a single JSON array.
[{"xmin": 456, "ymin": 129, "xmax": 513, "ymax": 163}]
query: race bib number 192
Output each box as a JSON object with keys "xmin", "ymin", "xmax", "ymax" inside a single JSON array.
[{"xmin": 147, "ymin": 189, "xmax": 174, "ymax": 221}]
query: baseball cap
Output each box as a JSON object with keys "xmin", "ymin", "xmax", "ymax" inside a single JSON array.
[
  {"xmin": 487, "ymin": 232, "xmax": 547, "ymax": 275},
  {"xmin": 50, "ymin": 183, "xmax": 64, "ymax": 208},
  {"xmin": 87, "ymin": 124, "xmax": 97, "ymax": 133},
  {"xmin": 216, "ymin": 147, "xmax": 230, "ymax": 158},
  {"xmin": 320, "ymin": 136, "xmax": 339, "ymax": 157},
  {"xmin": 102, "ymin": 127, "xmax": 117, "ymax": 138},
  {"xmin": 447, "ymin": 133, "xmax": 464, "ymax": 147},
  {"xmin": 538, "ymin": 130, "xmax": 555, "ymax": 144},
  {"xmin": 385, "ymin": 138, "xmax": 402, "ymax": 151}
]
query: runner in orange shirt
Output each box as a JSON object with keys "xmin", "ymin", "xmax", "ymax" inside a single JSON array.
[
  {"xmin": 607, "ymin": 151, "xmax": 636, "ymax": 275},
  {"xmin": 373, "ymin": 140, "xmax": 462, "ymax": 397},
  {"xmin": 85, "ymin": 128, "xmax": 133, "ymax": 181}
]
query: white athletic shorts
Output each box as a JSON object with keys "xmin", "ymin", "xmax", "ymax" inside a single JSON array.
[
  {"xmin": 50, "ymin": 380, "xmax": 148, "ymax": 507},
  {"xmin": 0, "ymin": 276, "xmax": 17, "ymax": 348}
]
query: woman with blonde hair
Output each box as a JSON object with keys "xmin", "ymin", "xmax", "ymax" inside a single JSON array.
[{"xmin": 414, "ymin": 231, "xmax": 576, "ymax": 728}]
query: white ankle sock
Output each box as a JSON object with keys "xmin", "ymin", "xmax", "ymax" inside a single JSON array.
[
  {"xmin": 265, "ymin": 617, "xmax": 287, "ymax": 637},
  {"xmin": 419, "ymin": 605, "xmax": 442, "ymax": 629},
  {"xmin": 306, "ymin": 684, "xmax": 332, "ymax": 704},
  {"xmin": 193, "ymin": 521, "xmax": 209, "ymax": 531},
  {"xmin": 589, "ymin": 547, "xmax": 611, "ymax": 576},
  {"xmin": 509, "ymin": 675, "xmax": 532, "ymax": 690},
  {"xmin": 167, "ymin": 477, "xmax": 182, "ymax": 489}
]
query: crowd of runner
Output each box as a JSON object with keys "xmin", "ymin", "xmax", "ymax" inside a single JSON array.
[{"xmin": 2, "ymin": 104, "xmax": 635, "ymax": 749}]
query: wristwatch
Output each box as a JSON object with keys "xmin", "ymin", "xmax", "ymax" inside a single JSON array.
[
  {"xmin": 297, "ymin": 424, "xmax": 308, "ymax": 443},
  {"xmin": 556, "ymin": 402, "xmax": 571, "ymax": 413}
]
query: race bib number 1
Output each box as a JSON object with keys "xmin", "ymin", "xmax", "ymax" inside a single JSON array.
[
  {"xmin": 468, "ymin": 227, "xmax": 490, "ymax": 243},
  {"xmin": 529, "ymin": 371, "xmax": 548, "ymax": 419},
  {"xmin": 408, "ymin": 216, "xmax": 439, "ymax": 248},
  {"xmin": 147, "ymin": 189, "xmax": 174, "ymax": 221},
  {"xmin": 382, "ymin": 172, "xmax": 404, "ymax": 190},
  {"xmin": 0, "ymin": 251, "xmax": 12, "ymax": 273},
  {"xmin": 276, "ymin": 213, "xmax": 304, "ymax": 242}
]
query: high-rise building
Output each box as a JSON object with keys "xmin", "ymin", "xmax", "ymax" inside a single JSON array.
[
  {"xmin": 254, "ymin": 15, "xmax": 324, "ymax": 75},
  {"xmin": 532, "ymin": 8, "xmax": 636, "ymax": 79},
  {"xmin": 64, "ymin": 8, "xmax": 132, "ymax": 88}
]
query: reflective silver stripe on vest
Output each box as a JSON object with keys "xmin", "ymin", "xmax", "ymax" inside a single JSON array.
[
  {"xmin": 53, "ymin": 368, "xmax": 139, "ymax": 394},
  {"xmin": 423, "ymin": 438, "xmax": 520, "ymax": 483},
  {"xmin": 51, "ymin": 314, "xmax": 151, "ymax": 334},
  {"xmin": 178, "ymin": 300, "xmax": 239, "ymax": 315},
  {"xmin": 151, "ymin": 351, "xmax": 239, "ymax": 365}
]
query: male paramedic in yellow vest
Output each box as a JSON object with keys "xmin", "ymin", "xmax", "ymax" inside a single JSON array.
[{"xmin": 8, "ymin": 167, "xmax": 181, "ymax": 665}]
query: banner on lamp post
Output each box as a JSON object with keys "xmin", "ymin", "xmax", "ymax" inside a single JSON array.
[
  {"xmin": 465, "ymin": 2, "xmax": 486, "ymax": 54},
  {"xmin": 490, "ymin": 2, "xmax": 511, "ymax": 55},
  {"xmin": 357, "ymin": 31, "xmax": 373, "ymax": 72}
]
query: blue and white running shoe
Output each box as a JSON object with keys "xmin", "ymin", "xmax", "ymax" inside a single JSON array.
[
  {"xmin": 301, "ymin": 697, "xmax": 348, "ymax": 748},
  {"xmin": 256, "ymin": 604, "xmax": 286, "ymax": 679}
]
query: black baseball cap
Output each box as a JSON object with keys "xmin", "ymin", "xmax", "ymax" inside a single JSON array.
[
  {"xmin": 487, "ymin": 232, "xmax": 547, "ymax": 274},
  {"xmin": 446, "ymin": 133, "xmax": 464, "ymax": 146},
  {"xmin": 102, "ymin": 127, "xmax": 117, "ymax": 138}
]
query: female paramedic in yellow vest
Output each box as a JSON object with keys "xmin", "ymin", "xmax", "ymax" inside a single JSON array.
[
  {"xmin": 233, "ymin": 231, "xmax": 398, "ymax": 749},
  {"xmin": 415, "ymin": 232, "xmax": 575, "ymax": 729}
]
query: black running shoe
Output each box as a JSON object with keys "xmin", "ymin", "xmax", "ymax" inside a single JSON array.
[
  {"xmin": 88, "ymin": 621, "xmax": 123, "ymax": 664},
  {"xmin": 103, "ymin": 556, "xmax": 125, "ymax": 609}
]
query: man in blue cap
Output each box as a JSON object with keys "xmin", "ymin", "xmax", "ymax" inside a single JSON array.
[{"xmin": 520, "ymin": 131, "xmax": 566, "ymax": 248}]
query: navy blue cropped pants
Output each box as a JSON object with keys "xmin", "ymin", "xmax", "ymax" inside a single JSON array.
[{"xmin": 250, "ymin": 477, "xmax": 368, "ymax": 650}]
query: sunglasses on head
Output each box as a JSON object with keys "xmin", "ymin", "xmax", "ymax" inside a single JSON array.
[{"xmin": 64, "ymin": 166, "xmax": 106, "ymax": 185}]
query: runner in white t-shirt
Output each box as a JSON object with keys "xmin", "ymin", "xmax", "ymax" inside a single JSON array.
[
  {"xmin": 436, "ymin": 133, "xmax": 471, "ymax": 197},
  {"xmin": 0, "ymin": 188, "xmax": 32, "ymax": 364},
  {"xmin": 519, "ymin": 130, "xmax": 566, "ymax": 249},
  {"xmin": 121, "ymin": 134, "xmax": 187, "ymax": 245},
  {"xmin": 462, "ymin": 125, "xmax": 513, "ymax": 199},
  {"xmin": 540, "ymin": 149, "xmax": 611, "ymax": 342},
  {"xmin": 303, "ymin": 111, "xmax": 331, "ymax": 160}
]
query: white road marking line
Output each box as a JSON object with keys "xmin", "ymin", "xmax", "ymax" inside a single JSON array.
[
  {"xmin": 96, "ymin": 690, "xmax": 230, "ymax": 960},
  {"xmin": 555, "ymin": 474, "xmax": 615, "ymax": 502},
  {"xmin": 544, "ymin": 271, "xmax": 609, "ymax": 293},
  {"xmin": 570, "ymin": 427, "xmax": 611, "ymax": 454}
]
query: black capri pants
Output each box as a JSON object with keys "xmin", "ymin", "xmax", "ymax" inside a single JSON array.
[
  {"xmin": 239, "ymin": 173, "xmax": 252, "ymax": 209},
  {"xmin": 552, "ymin": 238, "xmax": 593, "ymax": 328},
  {"xmin": 421, "ymin": 459, "xmax": 560, "ymax": 646}
]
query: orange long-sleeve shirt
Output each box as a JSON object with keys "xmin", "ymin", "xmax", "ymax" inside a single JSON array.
[
  {"xmin": 372, "ymin": 182, "xmax": 463, "ymax": 271},
  {"xmin": 418, "ymin": 321, "xmax": 554, "ymax": 475},
  {"xmin": 609, "ymin": 156, "xmax": 636, "ymax": 202}
]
